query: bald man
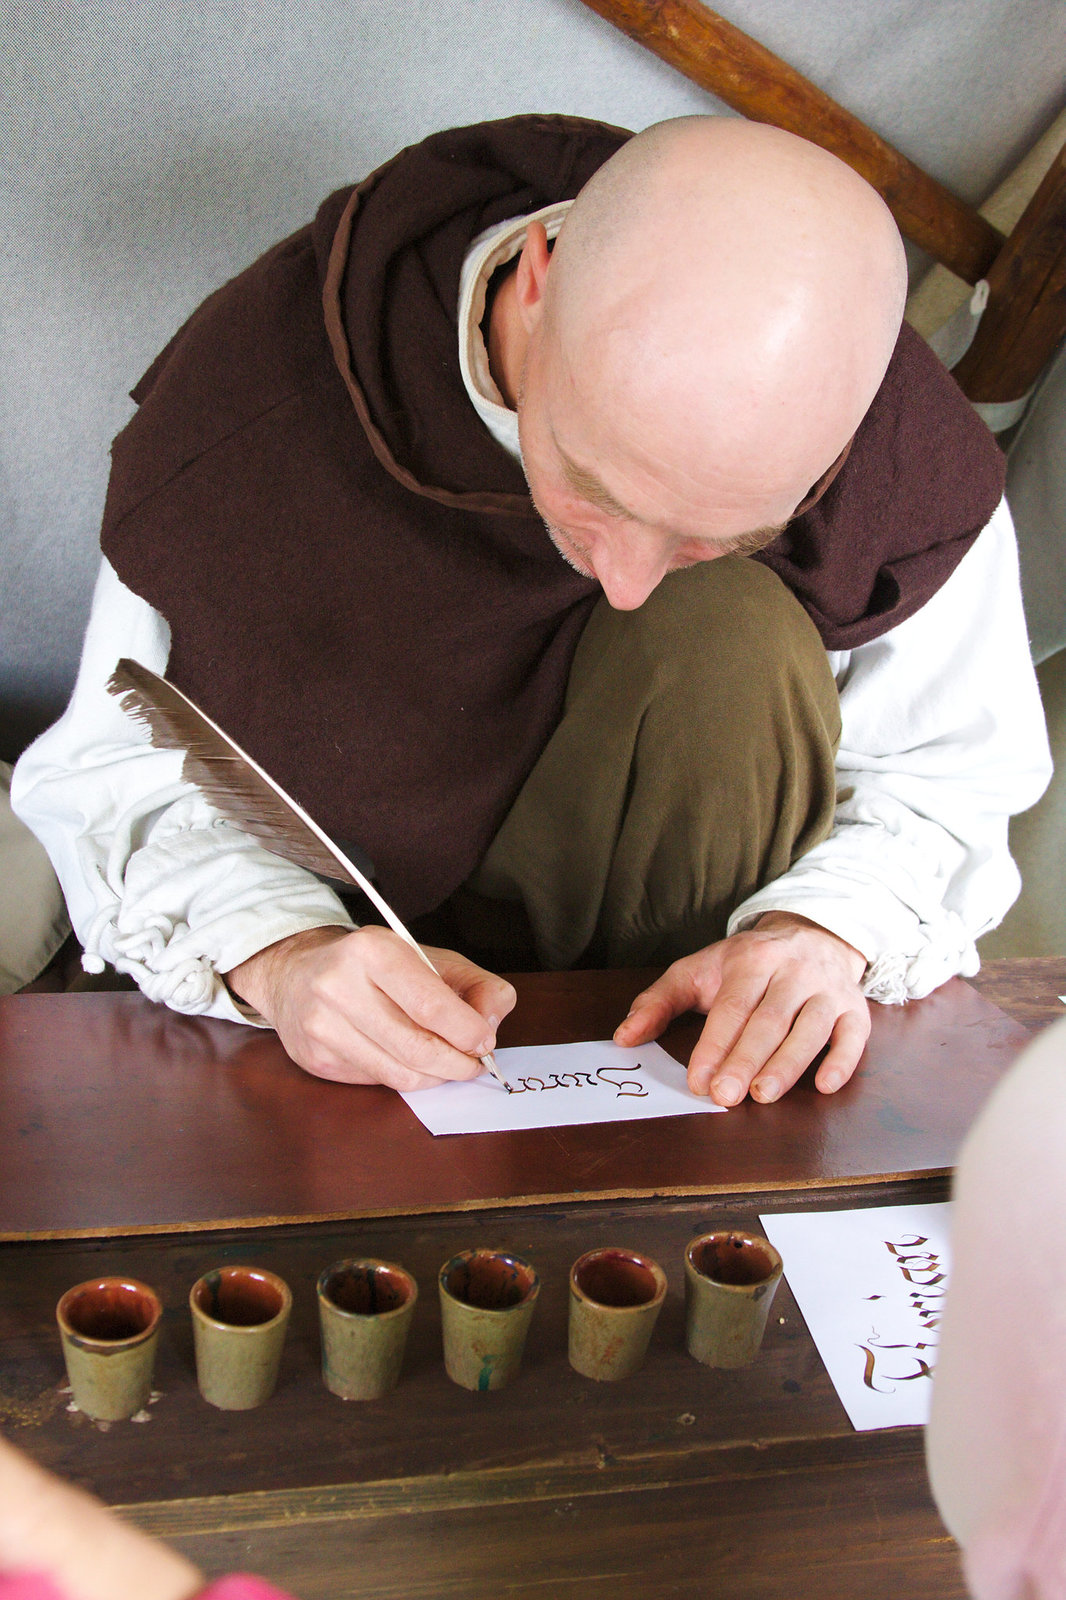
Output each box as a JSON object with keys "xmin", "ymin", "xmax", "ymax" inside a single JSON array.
[
  {"xmin": 498, "ymin": 117, "xmax": 906, "ymax": 609},
  {"xmin": 13, "ymin": 115, "xmax": 1050, "ymax": 1108}
]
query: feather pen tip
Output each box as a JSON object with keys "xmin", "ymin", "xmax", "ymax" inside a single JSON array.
[{"xmin": 481, "ymin": 1052, "xmax": 508, "ymax": 1091}]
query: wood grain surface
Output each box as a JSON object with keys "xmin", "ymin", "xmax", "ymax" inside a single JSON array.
[
  {"xmin": 0, "ymin": 972, "xmax": 1034, "ymax": 1239},
  {"xmin": 5, "ymin": 960, "xmax": 1061, "ymax": 1598},
  {"xmin": 954, "ymin": 142, "xmax": 1066, "ymax": 402},
  {"xmin": 577, "ymin": 0, "xmax": 1003, "ymax": 282},
  {"xmin": 966, "ymin": 955, "xmax": 1066, "ymax": 1027},
  {"xmin": 0, "ymin": 1183, "xmax": 959, "ymax": 1599}
]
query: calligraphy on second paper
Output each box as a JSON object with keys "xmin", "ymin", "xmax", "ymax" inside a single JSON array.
[{"xmin": 760, "ymin": 1201, "xmax": 952, "ymax": 1432}]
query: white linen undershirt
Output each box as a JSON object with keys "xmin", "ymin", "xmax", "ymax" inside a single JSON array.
[
  {"xmin": 10, "ymin": 215, "xmax": 1052, "ymax": 1021},
  {"xmin": 456, "ymin": 201, "xmax": 570, "ymax": 456}
]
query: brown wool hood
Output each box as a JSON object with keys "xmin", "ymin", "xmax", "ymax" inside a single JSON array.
[
  {"xmin": 317, "ymin": 115, "xmax": 629, "ymax": 507},
  {"xmin": 757, "ymin": 319, "xmax": 1005, "ymax": 648},
  {"xmin": 308, "ymin": 115, "xmax": 1004, "ymax": 653},
  {"xmin": 101, "ymin": 115, "xmax": 1005, "ymax": 918}
]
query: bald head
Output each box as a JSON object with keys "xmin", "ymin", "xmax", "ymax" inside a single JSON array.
[{"xmin": 505, "ymin": 116, "xmax": 907, "ymax": 608}]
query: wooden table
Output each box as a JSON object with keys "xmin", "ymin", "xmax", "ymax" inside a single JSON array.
[{"xmin": 1, "ymin": 958, "xmax": 1063, "ymax": 1598}]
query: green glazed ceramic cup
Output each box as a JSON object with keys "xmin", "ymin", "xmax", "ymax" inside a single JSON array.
[
  {"xmin": 684, "ymin": 1231, "xmax": 783, "ymax": 1368},
  {"xmin": 190, "ymin": 1266, "xmax": 292, "ymax": 1410},
  {"xmin": 317, "ymin": 1258, "xmax": 418, "ymax": 1400},
  {"xmin": 568, "ymin": 1247, "xmax": 667, "ymax": 1382},
  {"xmin": 438, "ymin": 1249, "xmax": 539, "ymax": 1392},
  {"xmin": 56, "ymin": 1276, "xmax": 162, "ymax": 1422}
]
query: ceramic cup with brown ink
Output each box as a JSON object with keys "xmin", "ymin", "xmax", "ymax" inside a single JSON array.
[
  {"xmin": 189, "ymin": 1266, "xmax": 292, "ymax": 1410},
  {"xmin": 684, "ymin": 1231, "xmax": 783, "ymax": 1368},
  {"xmin": 438, "ymin": 1249, "xmax": 539, "ymax": 1392},
  {"xmin": 56, "ymin": 1277, "xmax": 162, "ymax": 1422},
  {"xmin": 568, "ymin": 1247, "xmax": 667, "ymax": 1382},
  {"xmin": 317, "ymin": 1258, "xmax": 418, "ymax": 1401}
]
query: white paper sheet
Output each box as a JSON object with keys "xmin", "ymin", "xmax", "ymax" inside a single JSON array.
[
  {"xmin": 760, "ymin": 1201, "xmax": 952, "ymax": 1431},
  {"xmin": 399, "ymin": 1039, "xmax": 725, "ymax": 1137}
]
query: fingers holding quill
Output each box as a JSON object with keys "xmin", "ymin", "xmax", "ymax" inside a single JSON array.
[{"xmin": 106, "ymin": 659, "xmax": 511, "ymax": 1089}]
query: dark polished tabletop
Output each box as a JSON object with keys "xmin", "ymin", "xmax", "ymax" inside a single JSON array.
[
  {"xmin": 0, "ymin": 957, "xmax": 1062, "ymax": 1599},
  {"xmin": 0, "ymin": 961, "xmax": 1052, "ymax": 1240}
]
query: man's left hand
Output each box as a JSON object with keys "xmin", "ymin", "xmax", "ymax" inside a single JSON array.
[{"xmin": 613, "ymin": 912, "xmax": 870, "ymax": 1105}]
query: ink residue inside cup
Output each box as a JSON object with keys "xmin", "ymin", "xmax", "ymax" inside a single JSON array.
[
  {"xmin": 442, "ymin": 1251, "xmax": 536, "ymax": 1310},
  {"xmin": 59, "ymin": 1281, "xmax": 159, "ymax": 1344},
  {"xmin": 324, "ymin": 1263, "xmax": 410, "ymax": 1316},
  {"xmin": 192, "ymin": 1268, "xmax": 285, "ymax": 1327},
  {"xmin": 574, "ymin": 1250, "xmax": 660, "ymax": 1308},
  {"xmin": 690, "ymin": 1235, "xmax": 776, "ymax": 1287}
]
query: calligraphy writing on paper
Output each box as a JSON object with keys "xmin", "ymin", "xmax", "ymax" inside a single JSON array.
[
  {"xmin": 857, "ymin": 1232, "xmax": 946, "ymax": 1392},
  {"xmin": 505, "ymin": 1061, "xmax": 649, "ymax": 1098}
]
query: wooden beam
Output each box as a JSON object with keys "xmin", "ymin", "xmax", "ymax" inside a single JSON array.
[
  {"xmin": 578, "ymin": 0, "xmax": 1004, "ymax": 283},
  {"xmin": 953, "ymin": 141, "xmax": 1066, "ymax": 403}
]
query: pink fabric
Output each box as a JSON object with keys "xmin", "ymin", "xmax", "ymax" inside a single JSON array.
[
  {"xmin": 196, "ymin": 1578, "xmax": 296, "ymax": 1600},
  {"xmin": 0, "ymin": 1572, "xmax": 295, "ymax": 1600},
  {"xmin": 0, "ymin": 1578, "xmax": 68, "ymax": 1600}
]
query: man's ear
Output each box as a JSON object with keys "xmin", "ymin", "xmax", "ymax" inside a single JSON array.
[{"xmin": 514, "ymin": 221, "xmax": 552, "ymax": 335}]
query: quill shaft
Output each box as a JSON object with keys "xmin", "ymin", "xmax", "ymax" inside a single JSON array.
[{"xmin": 107, "ymin": 659, "xmax": 506, "ymax": 1087}]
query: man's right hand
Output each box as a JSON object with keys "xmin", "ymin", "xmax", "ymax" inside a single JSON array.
[{"xmin": 225, "ymin": 926, "xmax": 516, "ymax": 1091}]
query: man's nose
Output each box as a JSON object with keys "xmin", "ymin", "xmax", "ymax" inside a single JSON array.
[{"xmin": 591, "ymin": 540, "xmax": 672, "ymax": 611}]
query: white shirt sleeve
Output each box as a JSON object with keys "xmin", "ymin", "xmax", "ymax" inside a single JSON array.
[
  {"xmin": 15, "ymin": 501, "xmax": 1052, "ymax": 1017},
  {"xmin": 10, "ymin": 559, "xmax": 354, "ymax": 1023},
  {"xmin": 726, "ymin": 497, "xmax": 1053, "ymax": 1002}
]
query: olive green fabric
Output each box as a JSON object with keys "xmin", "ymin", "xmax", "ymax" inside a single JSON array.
[
  {"xmin": 448, "ymin": 556, "xmax": 841, "ymax": 972},
  {"xmin": 0, "ymin": 759, "xmax": 69, "ymax": 993}
]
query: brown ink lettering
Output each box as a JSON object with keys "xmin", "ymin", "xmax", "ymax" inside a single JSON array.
[{"xmin": 595, "ymin": 1064, "xmax": 650, "ymax": 1098}]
